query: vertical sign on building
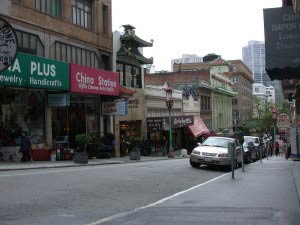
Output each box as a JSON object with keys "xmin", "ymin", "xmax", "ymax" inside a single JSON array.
[{"xmin": 0, "ymin": 17, "xmax": 18, "ymax": 72}]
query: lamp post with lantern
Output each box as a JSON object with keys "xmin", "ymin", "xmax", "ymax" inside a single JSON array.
[{"xmin": 163, "ymin": 83, "xmax": 174, "ymax": 155}]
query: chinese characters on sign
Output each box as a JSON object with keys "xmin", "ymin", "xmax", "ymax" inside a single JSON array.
[{"xmin": 70, "ymin": 64, "xmax": 120, "ymax": 96}]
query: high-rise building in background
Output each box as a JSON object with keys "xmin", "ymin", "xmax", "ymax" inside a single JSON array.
[
  {"xmin": 171, "ymin": 54, "xmax": 203, "ymax": 71},
  {"xmin": 242, "ymin": 40, "xmax": 283, "ymax": 103}
]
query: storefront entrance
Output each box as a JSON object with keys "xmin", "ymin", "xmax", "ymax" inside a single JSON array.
[{"xmin": 119, "ymin": 120, "xmax": 142, "ymax": 157}]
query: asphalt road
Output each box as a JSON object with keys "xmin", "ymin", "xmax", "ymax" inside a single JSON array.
[{"xmin": 0, "ymin": 159, "xmax": 227, "ymax": 225}]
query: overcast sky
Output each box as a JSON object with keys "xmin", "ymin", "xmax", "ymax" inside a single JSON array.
[{"xmin": 112, "ymin": 0, "xmax": 282, "ymax": 71}]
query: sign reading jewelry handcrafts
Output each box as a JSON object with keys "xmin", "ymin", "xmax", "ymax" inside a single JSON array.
[
  {"xmin": 0, "ymin": 52, "xmax": 69, "ymax": 90},
  {"xmin": 70, "ymin": 64, "xmax": 119, "ymax": 96}
]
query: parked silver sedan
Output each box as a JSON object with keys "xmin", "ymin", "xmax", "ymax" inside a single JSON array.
[{"xmin": 190, "ymin": 136, "xmax": 242, "ymax": 168}]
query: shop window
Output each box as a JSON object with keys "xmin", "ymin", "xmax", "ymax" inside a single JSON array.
[
  {"xmin": 16, "ymin": 30, "xmax": 44, "ymax": 56},
  {"xmin": 72, "ymin": 0, "xmax": 92, "ymax": 29},
  {"xmin": 0, "ymin": 90, "xmax": 45, "ymax": 147},
  {"xmin": 34, "ymin": 0, "xmax": 61, "ymax": 17}
]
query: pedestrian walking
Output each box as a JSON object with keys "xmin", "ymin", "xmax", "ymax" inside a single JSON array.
[
  {"xmin": 286, "ymin": 144, "xmax": 291, "ymax": 159},
  {"xmin": 275, "ymin": 141, "xmax": 280, "ymax": 156},
  {"xmin": 20, "ymin": 132, "xmax": 32, "ymax": 162},
  {"xmin": 141, "ymin": 136, "xmax": 148, "ymax": 156},
  {"xmin": 269, "ymin": 142, "xmax": 273, "ymax": 157},
  {"xmin": 160, "ymin": 136, "xmax": 166, "ymax": 156}
]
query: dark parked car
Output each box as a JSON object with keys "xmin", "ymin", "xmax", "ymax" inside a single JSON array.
[{"xmin": 243, "ymin": 136, "xmax": 260, "ymax": 162}]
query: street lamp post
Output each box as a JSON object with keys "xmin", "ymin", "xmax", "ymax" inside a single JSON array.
[
  {"xmin": 272, "ymin": 108, "xmax": 277, "ymax": 155},
  {"xmin": 164, "ymin": 83, "xmax": 174, "ymax": 155}
]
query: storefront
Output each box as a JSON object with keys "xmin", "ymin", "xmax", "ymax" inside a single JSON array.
[
  {"xmin": 69, "ymin": 64, "xmax": 120, "ymax": 148},
  {"xmin": 0, "ymin": 52, "xmax": 69, "ymax": 161},
  {"xmin": 146, "ymin": 116, "xmax": 194, "ymax": 155}
]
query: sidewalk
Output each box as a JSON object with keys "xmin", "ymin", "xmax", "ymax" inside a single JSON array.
[
  {"xmin": 0, "ymin": 155, "xmax": 183, "ymax": 171},
  {"xmin": 90, "ymin": 156, "xmax": 300, "ymax": 225}
]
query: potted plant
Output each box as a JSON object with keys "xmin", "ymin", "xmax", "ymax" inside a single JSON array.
[
  {"xmin": 128, "ymin": 136, "xmax": 142, "ymax": 160},
  {"xmin": 74, "ymin": 133, "xmax": 92, "ymax": 164}
]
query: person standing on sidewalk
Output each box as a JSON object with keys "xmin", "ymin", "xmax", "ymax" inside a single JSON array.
[
  {"xmin": 275, "ymin": 141, "xmax": 280, "ymax": 157},
  {"xmin": 20, "ymin": 132, "xmax": 32, "ymax": 162},
  {"xmin": 160, "ymin": 136, "xmax": 166, "ymax": 156}
]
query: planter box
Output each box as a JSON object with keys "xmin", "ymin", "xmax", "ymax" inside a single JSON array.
[
  {"xmin": 130, "ymin": 151, "xmax": 141, "ymax": 160},
  {"xmin": 31, "ymin": 149, "xmax": 51, "ymax": 161},
  {"xmin": 74, "ymin": 152, "xmax": 89, "ymax": 164}
]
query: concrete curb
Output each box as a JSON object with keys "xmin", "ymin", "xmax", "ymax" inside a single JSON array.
[{"xmin": 0, "ymin": 156, "xmax": 188, "ymax": 172}]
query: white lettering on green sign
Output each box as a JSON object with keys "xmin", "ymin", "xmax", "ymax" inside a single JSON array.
[{"xmin": 0, "ymin": 53, "xmax": 69, "ymax": 90}]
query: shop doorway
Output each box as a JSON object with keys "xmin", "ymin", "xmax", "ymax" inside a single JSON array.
[{"xmin": 119, "ymin": 120, "xmax": 141, "ymax": 157}]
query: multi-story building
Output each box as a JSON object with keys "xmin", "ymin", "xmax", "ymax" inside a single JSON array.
[
  {"xmin": 242, "ymin": 41, "xmax": 266, "ymax": 84},
  {"xmin": 242, "ymin": 40, "xmax": 283, "ymax": 103},
  {"xmin": 144, "ymin": 70, "xmax": 213, "ymax": 129},
  {"xmin": 0, "ymin": 0, "xmax": 118, "ymax": 155},
  {"xmin": 171, "ymin": 54, "xmax": 203, "ymax": 72},
  {"xmin": 173, "ymin": 57, "xmax": 252, "ymax": 129},
  {"xmin": 112, "ymin": 25, "xmax": 153, "ymax": 157},
  {"xmin": 266, "ymin": 86, "xmax": 275, "ymax": 104},
  {"xmin": 226, "ymin": 60, "xmax": 254, "ymax": 128},
  {"xmin": 252, "ymin": 83, "xmax": 268, "ymax": 119}
]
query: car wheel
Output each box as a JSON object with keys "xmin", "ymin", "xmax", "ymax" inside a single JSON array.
[{"xmin": 190, "ymin": 160, "xmax": 200, "ymax": 168}]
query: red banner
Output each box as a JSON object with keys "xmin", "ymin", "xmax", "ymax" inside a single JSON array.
[{"xmin": 70, "ymin": 64, "xmax": 120, "ymax": 96}]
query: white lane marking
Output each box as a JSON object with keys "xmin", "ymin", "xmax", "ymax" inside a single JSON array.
[{"xmin": 86, "ymin": 172, "xmax": 229, "ymax": 225}]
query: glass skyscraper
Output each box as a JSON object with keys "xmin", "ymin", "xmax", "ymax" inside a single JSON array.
[{"xmin": 242, "ymin": 40, "xmax": 283, "ymax": 103}]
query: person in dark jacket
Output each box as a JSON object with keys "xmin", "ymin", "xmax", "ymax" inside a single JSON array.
[
  {"xmin": 160, "ymin": 136, "xmax": 166, "ymax": 156},
  {"xmin": 20, "ymin": 132, "xmax": 31, "ymax": 162}
]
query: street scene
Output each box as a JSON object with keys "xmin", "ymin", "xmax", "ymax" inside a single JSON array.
[
  {"xmin": 0, "ymin": 156, "xmax": 299, "ymax": 225},
  {"xmin": 1, "ymin": 0, "xmax": 300, "ymax": 224}
]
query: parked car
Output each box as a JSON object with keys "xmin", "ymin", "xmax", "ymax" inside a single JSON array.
[
  {"xmin": 243, "ymin": 136, "xmax": 260, "ymax": 162},
  {"xmin": 190, "ymin": 136, "xmax": 242, "ymax": 169}
]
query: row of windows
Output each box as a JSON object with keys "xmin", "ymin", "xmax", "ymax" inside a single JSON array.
[
  {"xmin": 117, "ymin": 63, "xmax": 141, "ymax": 88},
  {"xmin": 31, "ymin": 0, "xmax": 109, "ymax": 32},
  {"xmin": 72, "ymin": 0, "xmax": 92, "ymax": 29},
  {"xmin": 201, "ymin": 95, "xmax": 211, "ymax": 111},
  {"xmin": 55, "ymin": 42, "xmax": 100, "ymax": 68},
  {"xmin": 15, "ymin": 30, "xmax": 44, "ymax": 56},
  {"xmin": 15, "ymin": 30, "xmax": 111, "ymax": 70},
  {"xmin": 34, "ymin": 0, "xmax": 61, "ymax": 17}
]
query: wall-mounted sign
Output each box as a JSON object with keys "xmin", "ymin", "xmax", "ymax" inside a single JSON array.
[
  {"xmin": 48, "ymin": 93, "xmax": 70, "ymax": 107},
  {"xmin": 147, "ymin": 117, "xmax": 162, "ymax": 131},
  {"xmin": 70, "ymin": 64, "xmax": 120, "ymax": 96},
  {"xmin": 147, "ymin": 115, "xmax": 194, "ymax": 131},
  {"xmin": 102, "ymin": 101, "xmax": 128, "ymax": 115},
  {"xmin": 0, "ymin": 53, "xmax": 70, "ymax": 90},
  {"xmin": 0, "ymin": 17, "xmax": 18, "ymax": 72},
  {"xmin": 264, "ymin": 7, "xmax": 300, "ymax": 80},
  {"xmin": 182, "ymin": 86, "xmax": 199, "ymax": 99}
]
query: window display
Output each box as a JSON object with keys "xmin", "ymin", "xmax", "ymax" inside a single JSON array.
[{"xmin": 0, "ymin": 89, "xmax": 45, "ymax": 147}]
